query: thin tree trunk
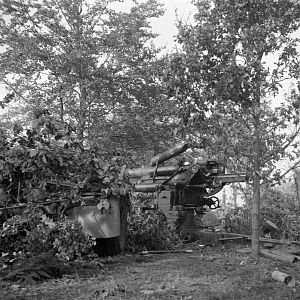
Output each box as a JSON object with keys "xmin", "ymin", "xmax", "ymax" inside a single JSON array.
[
  {"xmin": 232, "ymin": 184, "xmax": 237, "ymax": 209},
  {"xmin": 251, "ymin": 52, "xmax": 263, "ymax": 259},
  {"xmin": 252, "ymin": 172, "xmax": 260, "ymax": 258},
  {"xmin": 77, "ymin": 84, "xmax": 87, "ymax": 140},
  {"xmin": 59, "ymin": 97, "xmax": 64, "ymax": 122},
  {"xmin": 222, "ymin": 189, "xmax": 226, "ymax": 210},
  {"xmin": 252, "ymin": 115, "xmax": 261, "ymax": 258},
  {"xmin": 294, "ymin": 171, "xmax": 300, "ymax": 209}
]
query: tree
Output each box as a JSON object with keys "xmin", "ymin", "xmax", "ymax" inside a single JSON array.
[
  {"xmin": 293, "ymin": 168, "xmax": 300, "ymax": 208},
  {"xmin": 169, "ymin": 0, "xmax": 300, "ymax": 257},
  {"xmin": 0, "ymin": 0, "xmax": 176, "ymax": 157}
]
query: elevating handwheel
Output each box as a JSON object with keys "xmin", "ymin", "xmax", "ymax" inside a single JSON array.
[{"xmin": 208, "ymin": 196, "xmax": 220, "ymax": 209}]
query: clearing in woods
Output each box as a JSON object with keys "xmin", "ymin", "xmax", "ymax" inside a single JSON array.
[{"xmin": 1, "ymin": 243, "xmax": 300, "ymax": 300}]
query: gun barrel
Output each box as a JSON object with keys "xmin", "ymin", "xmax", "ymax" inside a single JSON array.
[
  {"xmin": 134, "ymin": 183, "xmax": 161, "ymax": 192},
  {"xmin": 150, "ymin": 143, "xmax": 189, "ymax": 166},
  {"xmin": 128, "ymin": 165, "xmax": 179, "ymax": 178},
  {"xmin": 213, "ymin": 173, "xmax": 247, "ymax": 184}
]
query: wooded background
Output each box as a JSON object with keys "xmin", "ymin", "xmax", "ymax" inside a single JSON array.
[{"xmin": 1, "ymin": 0, "xmax": 300, "ymax": 259}]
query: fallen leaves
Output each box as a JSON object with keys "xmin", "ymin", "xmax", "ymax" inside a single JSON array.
[{"xmin": 1, "ymin": 246, "xmax": 300, "ymax": 299}]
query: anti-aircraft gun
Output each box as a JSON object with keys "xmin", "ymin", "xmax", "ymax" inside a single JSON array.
[{"xmin": 128, "ymin": 143, "xmax": 247, "ymax": 234}]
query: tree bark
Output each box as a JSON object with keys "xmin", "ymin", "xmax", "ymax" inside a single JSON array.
[
  {"xmin": 59, "ymin": 97, "xmax": 64, "ymax": 122},
  {"xmin": 251, "ymin": 52, "xmax": 263, "ymax": 259},
  {"xmin": 252, "ymin": 105, "xmax": 262, "ymax": 258},
  {"xmin": 260, "ymin": 250, "xmax": 298, "ymax": 263},
  {"xmin": 222, "ymin": 189, "xmax": 226, "ymax": 210},
  {"xmin": 232, "ymin": 184, "xmax": 237, "ymax": 209},
  {"xmin": 294, "ymin": 170, "xmax": 300, "ymax": 209},
  {"xmin": 77, "ymin": 83, "xmax": 87, "ymax": 140},
  {"xmin": 252, "ymin": 171, "xmax": 260, "ymax": 258}
]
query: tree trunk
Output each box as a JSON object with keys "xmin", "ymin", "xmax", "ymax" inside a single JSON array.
[
  {"xmin": 294, "ymin": 170, "xmax": 300, "ymax": 209},
  {"xmin": 260, "ymin": 250, "xmax": 298, "ymax": 263},
  {"xmin": 222, "ymin": 189, "xmax": 226, "ymax": 211},
  {"xmin": 232, "ymin": 184, "xmax": 237, "ymax": 209},
  {"xmin": 59, "ymin": 97, "xmax": 64, "ymax": 122},
  {"xmin": 251, "ymin": 52, "xmax": 263, "ymax": 259},
  {"xmin": 252, "ymin": 172, "xmax": 260, "ymax": 258},
  {"xmin": 252, "ymin": 88, "xmax": 262, "ymax": 258},
  {"xmin": 252, "ymin": 109, "xmax": 262, "ymax": 258},
  {"xmin": 77, "ymin": 84, "xmax": 87, "ymax": 140}
]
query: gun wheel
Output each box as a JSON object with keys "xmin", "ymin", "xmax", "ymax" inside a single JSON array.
[{"xmin": 179, "ymin": 229, "xmax": 192, "ymax": 242}]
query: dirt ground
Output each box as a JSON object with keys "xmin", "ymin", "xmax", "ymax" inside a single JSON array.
[{"xmin": 1, "ymin": 243, "xmax": 300, "ymax": 300}]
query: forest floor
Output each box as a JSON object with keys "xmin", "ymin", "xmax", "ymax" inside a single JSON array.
[{"xmin": 1, "ymin": 242, "xmax": 300, "ymax": 300}]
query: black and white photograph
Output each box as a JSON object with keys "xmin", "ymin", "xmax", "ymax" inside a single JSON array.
[{"xmin": 0, "ymin": 0, "xmax": 300, "ymax": 299}]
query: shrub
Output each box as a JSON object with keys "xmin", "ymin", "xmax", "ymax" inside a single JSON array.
[
  {"xmin": 0, "ymin": 115, "xmax": 132, "ymax": 261},
  {"xmin": 224, "ymin": 207, "xmax": 251, "ymax": 235},
  {"xmin": 0, "ymin": 212, "xmax": 94, "ymax": 262},
  {"xmin": 225, "ymin": 202, "xmax": 300, "ymax": 241},
  {"xmin": 126, "ymin": 194, "xmax": 181, "ymax": 252}
]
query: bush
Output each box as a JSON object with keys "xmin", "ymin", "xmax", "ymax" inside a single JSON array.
[
  {"xmin": 126, "ymin": 194, "xmax": 181, "ymax": 252},
  {"xmin": 225, "ymin": 198, "xmax": 300, "ymax": 241},
  {"xmin": 0, "ymin": 212, "xmax": 94, "ymax": 262},
  {"xmin": 0, "ymin": 115, "xmax": 132, "ymax": 261}
]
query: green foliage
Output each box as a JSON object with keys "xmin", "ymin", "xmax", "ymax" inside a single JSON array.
[
  {"xmin": 261, "ymin": 187, "xmax": 300, "ymax": 240},
  {"xmin": 225, "ymin": 187, "xmax": 300, "ymax": 240},
  {"xmin": 126, "ymin": 194, "xmax": 181, "ymax": 252},
  {"xmin": 225, "ymin": 208, "xmax": 251, "ymax": 236},
  {"xmin": 0, "ymin": 0, "xmax": 175, "ymax": 261},
  {"xmin": 0, "ymin": 113, "xmax": 131, "ymax": 208},
  {"xmin": 0, "ymin": 212, "xmax": 94, "ymax": 262},
  {"xmin": 0, "ymin": 113, "xmax": 131, "ymax": 261},
  {"xmin": 0, "ymin": 0, "xmax": 176, "ymax": 154},
  {"xmin": 3, "ymin": 251, "xmax": 71, "ymax": 282},
  {"xmin": 170, "ymin": 0, "xmax": 300, "ymax": 176},
  {"xmin": 49, "ymin": 217, "xmax": 94, "ymax": 261},
  {"xmin": 170, "ymin": 0, "xmax": 300, "ymax": 257}
]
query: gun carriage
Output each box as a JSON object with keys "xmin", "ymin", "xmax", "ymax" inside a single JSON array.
[{"xmin": 128, "ymin": 143, "xmax": 246, "ymax": 235}]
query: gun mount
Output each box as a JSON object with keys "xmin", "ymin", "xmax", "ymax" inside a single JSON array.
[{"xmin": 128, "ymin": 143, "xmax": 247, "ymax": 232}]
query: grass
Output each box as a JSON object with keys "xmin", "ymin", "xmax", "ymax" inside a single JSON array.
[{"xmin": 1, "ymin": 244, "xmax": 300, "ymax": 300}]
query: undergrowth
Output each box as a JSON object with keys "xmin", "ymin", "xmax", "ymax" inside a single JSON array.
[
  {"xmin": 0, "ymin": 212, "xmax": 94, "ymax": 266},
  {"xmin": 126, "ymin": 194, "xmax": 182, "ymax": 252}
]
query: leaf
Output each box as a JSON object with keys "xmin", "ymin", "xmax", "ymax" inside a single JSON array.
[
  {"xmin": 97, "ymin": 199, "xmax": 110, "ymax": 211},
  {"xmin": 42, "ymin": 154, "xmax": 47, "ymax": 163},
  {"xmin": 29, "ymin": 149, "xmax": 37, "ymax": 157},
  {"xmin": 13, "ymin": 123, "xmax": 23, "ymax": 136},
  {"xmin": 41, "ymin": 214, "xmax": 56, "ymax": 229},
  {"xmin": 58, "ymin": 156, "xmax": 64, "ymax": 167},
  {"xmin": 102, "ymin": 177, "xmax": 110, "ymax": 184},
  {"xmin": 118, "ymin": 164, "xmax": 127, "ymax": 180},
  {"xmin": 37, "ymin": 270, "xmax": 52, "ymax": 279}
]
